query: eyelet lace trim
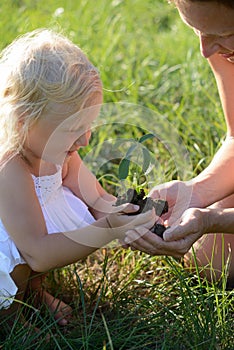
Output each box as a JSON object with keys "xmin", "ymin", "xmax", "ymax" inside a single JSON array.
[{"xmin": 32, "ymin": 167, "xmax": 62, "ymax": 202}]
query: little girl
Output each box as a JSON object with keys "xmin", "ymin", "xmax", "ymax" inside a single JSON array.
[{"xmin": 0, "ymin": 29, "xmax": 156, "ymax": 325}]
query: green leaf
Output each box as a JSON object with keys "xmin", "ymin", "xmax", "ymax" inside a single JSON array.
[
  {"xmin": 118, "ymin": 158, "xmax": 130, "ymax": 180},
  {"xmin": 139, "ymin": 133, "xmax": 155, "ymax": 144},
  {"xmin": 142, "ymin": 148, "xmax": 151, "ymax": 173},
  {"xmin": 125, "ymin": 144, "xmax": 137, "ymax": 158}
]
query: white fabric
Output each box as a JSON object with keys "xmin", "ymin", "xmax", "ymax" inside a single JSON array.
[
  {"xmin": 0, "ymin": 252, "xmax": 18, "ymax": 308},
  {"xmin": 0, "ymin": 166, "xmax": 95, "ymax": 309}
]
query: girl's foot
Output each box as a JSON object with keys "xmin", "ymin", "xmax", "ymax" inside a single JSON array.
[
  {"xmin": 28, "ymin": 272, "xmax": 72, "ymax": 326},
  {"xmin": 41, "ymin": 290, "xmax": 72, "ymax": 326}
]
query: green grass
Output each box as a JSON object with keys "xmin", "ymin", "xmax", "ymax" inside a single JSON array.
[{"xmin": 0, "ymin": 0, "xmax": 233, "ymax": 349}]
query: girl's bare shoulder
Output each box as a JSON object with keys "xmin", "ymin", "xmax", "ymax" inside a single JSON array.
[
  {"xmin": 0, "ymin": 154, "xmax": 34, "ymax": 195},
  {"xmin": 0, "ymin": 154, "xmax": 43, "ymax": 232}
]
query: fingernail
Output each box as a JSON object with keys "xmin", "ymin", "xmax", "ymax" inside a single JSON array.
[{"xmin": 163, "ymin": 231, "xmax": 171, "ymax": 241}]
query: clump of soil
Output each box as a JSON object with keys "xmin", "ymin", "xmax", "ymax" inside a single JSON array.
[{"xmin": 114, "ymin": 188, "xmax": 168, "ymax": 238}]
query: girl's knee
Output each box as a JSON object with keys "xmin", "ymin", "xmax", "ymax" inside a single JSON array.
[{"xmin": 11, "ymin": 264, "xmax": 31, "ymax": 294}]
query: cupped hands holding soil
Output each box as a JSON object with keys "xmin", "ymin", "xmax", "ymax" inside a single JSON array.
[{"xmin": 114, "ymin": 188, "xmax": 168, "ymax": 238}]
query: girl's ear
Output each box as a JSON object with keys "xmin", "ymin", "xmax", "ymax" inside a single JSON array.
[
  {"xmin": 17, "ymin": 113, "xmax": 26, "ymax": 132},
  {"xmin": 17, "ymin": 111, "xmax": 33, "ymax": 139},
  {"xmin": 82, "ymin": 91, "xmax": 103, "ymax": 110}
]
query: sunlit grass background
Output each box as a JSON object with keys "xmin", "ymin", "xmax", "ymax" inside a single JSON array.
[{"xmin": 0, "ymin": 0, "xmax": 233, "ymax": 349}]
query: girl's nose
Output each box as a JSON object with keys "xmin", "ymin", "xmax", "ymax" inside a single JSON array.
[{"xmin": 199, "ymin": 34, "xmax": 221, "ymax": 58}]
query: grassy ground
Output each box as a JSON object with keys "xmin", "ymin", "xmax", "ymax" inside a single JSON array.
[{"xmin": 0, "ymin": 0, "xmax": 233, "ymax": 349}]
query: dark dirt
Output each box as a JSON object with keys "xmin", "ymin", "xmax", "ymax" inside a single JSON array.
[{"xmin": 114, "ymin": 188, "xmax": 168, "ymax": 238}]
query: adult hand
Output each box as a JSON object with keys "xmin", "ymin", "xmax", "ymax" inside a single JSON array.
[
  {"xmin": 163, "ymin": 207, "xmax": 208, "ymax": 242},
  {"xmin": 149, "ymin": 180, "xmax": 201, "ymax": 225},
  {"xmin": 124, "ymin": 227, "xmax": 187, "ymax": 258},
  {"xmin": 124, "ymin": 207, "xmax": 207, "ymax": 258}
]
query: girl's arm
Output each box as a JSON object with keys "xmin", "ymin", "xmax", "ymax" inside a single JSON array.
[
  {"xmin": 62, "ymin": 151, "xmax": 115, "ymax": 219},
  {"xmin": 0, "ymin": 156, "xmax": 155, "ymax": 272}
]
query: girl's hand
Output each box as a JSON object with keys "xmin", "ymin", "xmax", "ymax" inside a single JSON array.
[{"xmin": 106, "ymin": 204, "xmax": 157, "ymax": 239}]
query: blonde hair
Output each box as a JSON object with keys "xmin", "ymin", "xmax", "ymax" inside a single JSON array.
[{"xmin": 0, "ymin": 28, "xmax": 102, "ymax": 166}]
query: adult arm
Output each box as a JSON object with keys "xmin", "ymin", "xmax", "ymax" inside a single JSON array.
[
  {"xmin": 189, "ymin": 54, "xmax": 234, "ymax": 206},
  {"xmin": 125, "ymin": 206, "xmax": 234, "ymax": 257},
  {"xmin": 150, "ymin": 54, "xmax": 234, "ymax": 218},
  {"xmin": 126, "ymin": 55, "xmax": 234, "ymax": 256},
  {"xmin": 163, "ymin": 206, "xmax": 234, "ymax": 243}
]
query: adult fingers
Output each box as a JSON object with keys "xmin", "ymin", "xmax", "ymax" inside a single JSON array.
[
  {"xmin": 163, "ymin": 225, "xmax": 188, "ymax": 241},
  {"xmin": 118, "ymin": 238, "xmax": 130, "ymax": 249},
  {"xmin": 125, "ymin": 229, "xmax": 159, "ymax": 254},
  {"xmin": 125, "ymin": 229, "xmax": 187, "ymax": 257},
  {"xmin": 163, "ymin": 217, "xmax": 199, "ymax": 242}
]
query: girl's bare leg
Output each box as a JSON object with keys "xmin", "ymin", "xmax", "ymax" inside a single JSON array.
[
  {"xmin": 185, "ymin": 194, "xmax": 234, "ymax": 288},
  {"xmin": 28, "ymin": 271, "xmax": 72, "ymax": 325},
  {"xmin": 0, "ymin": 264, "xmax": 31, "ymax": 324}
]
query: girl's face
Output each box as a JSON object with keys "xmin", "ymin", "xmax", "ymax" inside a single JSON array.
[
  {"xmin": 24, "ymin": 93, "xmax": 102, "ymax": 166},
  {"xmin": 176, "ymin": 1, "xmax": 234, "ymax": 61}
]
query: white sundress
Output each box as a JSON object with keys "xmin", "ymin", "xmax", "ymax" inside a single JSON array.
[{"xmin": 0, "ymin": 166, "xmax": 95, "ymax": 309}]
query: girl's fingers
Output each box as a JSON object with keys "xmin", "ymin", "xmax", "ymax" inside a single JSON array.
[
  {"xmin": 133, "ymin": 209, "xmax": 157, "ymax": 228},
  {"xmin": 124, "ymin": 227, "xmax": 149, "ymax": 244},
  {"xmin": 121, "ymin": 203, "xmax": 140, "ymax": 214},
  {"xmin": 111, "ymin": 203, "xmax": 139, "ymax": 214}
]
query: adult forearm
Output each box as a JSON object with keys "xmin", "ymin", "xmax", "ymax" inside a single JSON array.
[
  {"xmin": 191, "ymin": 137, "xmax": 234, "ymax": 207},
  {"xmin": 204, "ymin": 207, "xmax": 234, "ymax": 234}
]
